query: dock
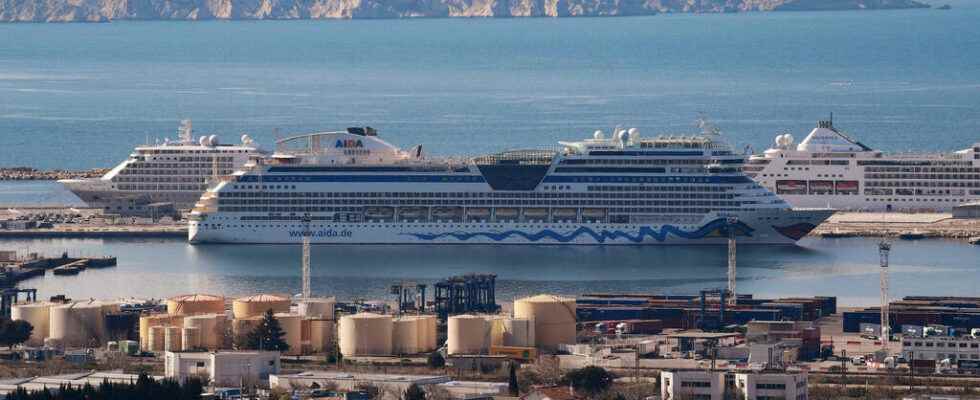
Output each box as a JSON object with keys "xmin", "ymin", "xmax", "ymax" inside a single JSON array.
[
  {"xmin": 813, "ymin": 212, "xmax": 980, "ymax": 240},
  {"xmin": 1, "ymin": 254, "xmax": 118, "ymax": 286}
]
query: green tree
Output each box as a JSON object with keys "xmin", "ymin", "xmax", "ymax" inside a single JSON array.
[
  {"xmin": 405, "ymin": 383, "xmax": 426, "ymax": 400},
  {"xmin": 0, "ymin": 319, "xmax": 33, "ymax": 349},
  {"xmin": 508, "ymin": 362, "xmax": 519, "ymax": 395},
  {"xmin": 563, "ymin": 366, "xmax": 615, "ymax": 396},
  {"xmin": 427, "ymin": 351, "xmax": 445, "ymax": 368},
  {"xmin": 244, "ymin": 309, "xmax": 289, "ymax": 352}
]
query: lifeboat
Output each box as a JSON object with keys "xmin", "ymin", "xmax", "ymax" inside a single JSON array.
[
  {"xmin": 581, "ymin": 208, "xmax": 607, "ymax": 217},
  {"xmin": 466, "ymin": 208, "xmax": 491, "ymax": 217},
  {"xmin": 432, "ymin": 206, "xmax": 462, "ymax": 220},
  {"xmin": 364, "ymin": 206, "xmax": 394, "ymax": 219},
  {"xmin": 398, "ymin": 207, "xmax": 428, "ymax": 221},
  {"xmin": 522, "ymin": 208, "xmax": 548, "ymax": 218}
]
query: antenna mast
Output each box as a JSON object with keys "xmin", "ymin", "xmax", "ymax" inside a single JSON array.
[
  {"xmin": 302, "ymin": 214, "xmax": 312, "ymax": 301},
  {"xmin": 727, "ymin": 217, "xmax": 737, "ymax": 307},
  {"xmin": 879, "ymin": 239, "xmax": 891, "ymax": 349}
]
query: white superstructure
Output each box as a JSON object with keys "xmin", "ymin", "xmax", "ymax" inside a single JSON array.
[
  {"xmin": 747, "ymin": 119, "xmax": 980, "ymax": 212},
  {"xmin": 59, "ymin": 120, "xmax": 263, "ymax": 216},
  {"xmin": 189, "ymin": 123, "xmax": 832, "ymax": 245}
]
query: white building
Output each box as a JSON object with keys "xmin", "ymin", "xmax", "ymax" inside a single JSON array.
[
  {"xmin": 165, "ymin": 351, "xmax": 280, "ymax": 388},
  {"xmin": 661, "ymin": 369, "xmax": 807, "ymax": 400},
  {"xmin": 902, "ymin": 336, "xmax": 980, "ymax": 362}
]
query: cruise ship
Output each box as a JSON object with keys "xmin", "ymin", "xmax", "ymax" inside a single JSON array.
[
  {"xmin": 746, "ymin": 119, "xmax": 980, "ymax": 212},
  {"xmin": 188, "ymin": 122, "xmax": 832, "ymax": 245},
  {"xmin": 59, "ymin": 120, "xmax": 263, "ymax": 216}
]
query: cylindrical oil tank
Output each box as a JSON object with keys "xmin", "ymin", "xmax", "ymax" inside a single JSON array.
[
  {"xmin": 338, "ymin": 313, "xmax": 392, "ymax": 356},
  {"xmin": 100, "ymin": 302, "xmax": 121, "ymax": 315},
  {"xmin": 49, "ymin": 302, "xmax": 106, "ymax": 347},
  {"xmin": 500, "ymin": 317, "xmax": 535, "ymax": 347},
  {"xmin": 183, "ymin": 313, "xmax": 227, "ymax": 350},
  {"xmin": 147, "ymin": 326, "xmax": 166, "ymax": 352},
  {"xmin": 447, "ymin": 315, "xmax": 490, "ymax": 355},
  {"xmin": 418, "ymin": 315, "xmax": 438, "ymax": 352},
  {"xmin": 233, "ymin": 294, "xmax": 290, "ymax": 319},
  {"xmin": 309, "ymin": 319, "xmax": 335, "ymax": 354},
  {"xmin": 232, "ymin": 316, "xmax": 263, "ymax": 339},
  {"xmin": 514, "ymin": 294, "xmax": 576, "ymax": 351},
  {"xmin": 11, "ymin": 302, "xmax": 51, "ymax": 346},
  {"xmin": 298, "ymin": 298, "xmax": 336, "ymax": 320},
  {"xmin": 139, "ymin": 314, "xmax": 183, "ymax": 351},
  {"xmin": 181, "ymin": 327, "xmax": 201, "ymax": 351},
  {"xmin": 393, "ymin": 316, "xmax": 421, "ymax": 355},
  {"xmin": 275, "ymin": 313, "xmax": 302, "ymax": 355},
  {"xmin": 164, "ymin": 326, "xmax": 182, "ymax": 352},
  {"xmin": 166, "ymin": 294, "xmax": 225, "ymax": 316}
]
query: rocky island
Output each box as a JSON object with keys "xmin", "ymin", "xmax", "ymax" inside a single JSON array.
[{"xmin": 0, "ymin": 0, "xmax": 931, "ymax": 22}]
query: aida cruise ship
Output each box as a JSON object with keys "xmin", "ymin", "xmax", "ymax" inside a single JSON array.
[
  {"xmin": 59, "ymin": 120, "xmax": 263, "ymax": 216},
  {"xmin": 746, "ymin": 119, "xmax": 980, "ymax": 212},
  {"xmin": 188, "ymin": 123, "xmax": 833, "ymax": 245}
]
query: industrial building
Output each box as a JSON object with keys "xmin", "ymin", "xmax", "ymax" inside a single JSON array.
[
  {"xmin": 0, "ymin": 372, "xmax": 164, "ymax": 396},
  {"xmin": 165, "ymin": 351, "xmax": 280, "ymax": 388},
  {"xmin": 269, "ymin": 371, "xmax": 450, "ymax": 399},
  {"xmin": 843, "ymin": 296, "xmax": 980, "ymax": 333},
  {"xmin": 576, "ymin": 293, "xmax": 836, "ymax": 330},
  {"xmin": 660, "ymin": 369, "xmax": 808, "ymax": 400}
]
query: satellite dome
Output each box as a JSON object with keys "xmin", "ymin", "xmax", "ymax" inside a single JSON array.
[
  {"xmin": 784, "ymin": 134, "xmax": 794, "ymax": 145},
  {"xmin": 208, "ymin": 135, "xmax": 219, "ymax": 146},
  {"xmin": 199, "ymin": 136, "xmax": 208, "ymax": 146},
  {"xmin": 241, "ymin": 134, "xmax": 252, "ymax": 144},
  {"xmin": 593, "ymin": 130, "xmax": 605, "ymax": 140},
  {"xmin": 618, "ymin": 129, "xmax": 630, "ymax": 142}
]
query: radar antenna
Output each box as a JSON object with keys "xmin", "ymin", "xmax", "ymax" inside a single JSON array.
[
  {"xmin": 696, "ymin": 115, "xmax": 720, "ymax": 136},
  {"xmin": 178, "ymin": 120, "xmax": 193, "ymax": 144}
]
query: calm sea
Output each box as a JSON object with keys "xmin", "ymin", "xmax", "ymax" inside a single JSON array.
[
  {"xmin": 4, "ymin": 236, "xmax": 979, "ymax": 307},
  {"xmin": 2, "ymin": 10, "xmax": 980, "ymax": 305},
  {"xmin": 1, "ymin": 9, "xmax": 980, "ymax": 171}
]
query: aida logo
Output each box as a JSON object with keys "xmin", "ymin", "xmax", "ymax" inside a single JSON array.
[{"xmin": 335, "ymin": 139, "xmax": 364, "ymax": 148}]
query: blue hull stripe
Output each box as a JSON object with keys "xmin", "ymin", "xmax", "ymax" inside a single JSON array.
[{"xmin": 402, "ymin": 218, "xmax": 753, "ymax": 243}]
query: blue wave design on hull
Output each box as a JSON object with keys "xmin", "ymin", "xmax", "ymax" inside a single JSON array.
[{"xmin": 402, "ymin": 218, "xmax": 753, "ymax": 243}]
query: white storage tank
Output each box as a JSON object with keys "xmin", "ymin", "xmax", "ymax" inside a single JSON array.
[
  {"xmin": 298, "ymin": 297, "xmax": 336, "ymax": 320},
  {"xmin": 181, "ymin": 327, "xmax": 201, "ymax": 351},
  {"xmin": 11, "ymin": 302, "xmax": 51, "ymax": 346},
  {"xmin": 308, "ymin": 319, "xmax": 335, "ymax": 354},
  {"xmin": 166, "ymin": 294, "xmax": 225, "ymax": 316},
  {"xmin": 491, "ymin": 316, "xmax": 535, "ymax": 348},
  {"xmin": 49, "ymin": 302, "xmax": 106, "ymax": 347},
  {"xmin": 233, "ymin": 294, "xmax": 290, "ymax": 319},
  {"xmin": 275, "ymin": 313, "xmax": 303, "ymax": 355},
  {"xmin": 393, "ymin": 316, "xmax": 421, "ymax": 355},
  {"xmin": 338, "ymin": 313, "xmax": 393, "ymax": 357},
  {"xmin": 420, "ymin": 315, "xmax": 438, "ymax": 352},
  {"xmin": 139, "ymin": 314, "xmax": 183, "ymax": 351},
  {"xmin": 447, "ymin": 314, "xmax": 490, "ymax": 355},
  {"xmin": 164, "ymin": 326, "xmax": 182, "ymax": 352},
  {"xmin": 514, "ymin": 294, "xmax": 576, "ymax": 351},
  {"xmin": 183, "ymin": 313, "xmax": 227, "ymax": 350},
  {"xmin": 148, "ymin": 326, "xmax": 166, "ymax": 352}
]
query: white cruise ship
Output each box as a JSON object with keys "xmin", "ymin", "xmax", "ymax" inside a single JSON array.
[
  {"xmin": 59, "ymin": 120, "xmax": 263, "ymax": 216},
  {"xmin": 746, "ymin": 119, "xmax": 980, "ymax": 212},
  {"xmin": 188, "ymin": 123, "xmax": 833, "ymax": 245}
]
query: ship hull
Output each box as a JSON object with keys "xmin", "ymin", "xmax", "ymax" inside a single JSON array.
[{"xmin": 189, "ymin": 209, "xmax": 833, "ymax": 245}]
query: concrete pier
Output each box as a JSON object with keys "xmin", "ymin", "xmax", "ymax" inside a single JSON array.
[{"xmin": 812, "ymin": 212, "xmax": 980, "ymax": 239}]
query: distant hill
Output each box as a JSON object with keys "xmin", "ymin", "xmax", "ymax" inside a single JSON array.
[{"xmin": 0, "ymin": 0, "xmax": 931, "ymax": 22}]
